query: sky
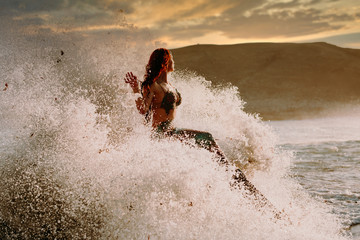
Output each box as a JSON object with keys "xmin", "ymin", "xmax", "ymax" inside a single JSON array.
[{"xmin": 1, "ymin": 0, "xmax": 360, "ymax": 49}]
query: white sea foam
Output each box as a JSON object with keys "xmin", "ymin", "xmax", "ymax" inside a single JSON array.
[
  {"xmin": 0, "ymin": 21, "xmax": 350, "ymax": 239},
  {"xmin": 268, "ymin": 115, "xmax": 360, "ymax": 145}
]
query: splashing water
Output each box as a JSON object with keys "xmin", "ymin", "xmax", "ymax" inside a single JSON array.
[{"xmin": 0, "ymin": 22, "xmax": 351, "ymax": 239}]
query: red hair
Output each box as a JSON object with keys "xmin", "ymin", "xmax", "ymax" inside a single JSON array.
[{"xmin": 141, "ymin": 48, "xmax": 171, "ymax": 92}]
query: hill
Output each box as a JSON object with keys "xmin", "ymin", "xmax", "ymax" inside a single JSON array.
[{"xmin": 171, "ymin": 42, "xmax": 360, "ymax": 120}]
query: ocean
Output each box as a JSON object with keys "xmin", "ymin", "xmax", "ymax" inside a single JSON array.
[
  {"xmin": 0, "ymin": 26, "xmax": 359, "ymax": 239},
  {"xmin": 268, "ymin": 117, "xmax": 360, "ymax": 239}
]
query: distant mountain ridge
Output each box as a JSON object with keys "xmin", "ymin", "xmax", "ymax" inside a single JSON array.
[{"xmin": 171, "ymin": 42, "xmax": 360, "ymax": 120}]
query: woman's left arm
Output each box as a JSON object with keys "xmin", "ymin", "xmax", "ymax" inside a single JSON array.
[
  {"xmin": 135, "ymin": 87, "xmax": 154, "ymax": 115},
  {"xmin": 124, "ymin": 72, "xmax": 140, "ymax": 93}
]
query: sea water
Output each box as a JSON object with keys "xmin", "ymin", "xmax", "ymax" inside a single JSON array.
[
  {"xmin": 0, "ymin": 21, "xmax": 356, "ymax": 239},
  {"xmin": 268, "ymin": 116, "xmax": 360, "ymax": 239}
]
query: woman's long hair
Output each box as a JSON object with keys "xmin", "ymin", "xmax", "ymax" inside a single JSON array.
[{"xmin": 141, "ymin": 48, "xmax": 171, "ymax": 93}]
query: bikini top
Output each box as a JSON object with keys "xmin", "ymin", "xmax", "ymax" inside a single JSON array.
[{"xmin": 159, "ymin": 83, "xmax": 182, "ymax": 115}]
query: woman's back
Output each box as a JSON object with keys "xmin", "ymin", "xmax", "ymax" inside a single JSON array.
[{"xmin": 147, "ymin": 81, "xmax": 181, "ymax": 128}]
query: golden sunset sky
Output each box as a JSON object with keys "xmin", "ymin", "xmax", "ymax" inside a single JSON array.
[{"xmin": 1, "ymin": 0, "xmax": 360, "ymax": 48}]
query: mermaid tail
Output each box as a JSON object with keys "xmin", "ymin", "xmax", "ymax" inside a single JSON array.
[{"xmin": 165, "ymin": 128, "xmax": 287, "ymax": 221}]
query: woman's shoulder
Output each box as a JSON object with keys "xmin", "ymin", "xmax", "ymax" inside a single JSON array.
[
  {"xmin": 142, "ymin": 82, "xmax": 160, "ymax": 96},
  {"xmin": 150, "ymin": 82, "xmax": 163, "ymax": 92}
]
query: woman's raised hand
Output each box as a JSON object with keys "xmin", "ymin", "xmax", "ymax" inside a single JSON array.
[{"xmin": 124, "ymin": 72, "xmax": 140, "ymax": 93}]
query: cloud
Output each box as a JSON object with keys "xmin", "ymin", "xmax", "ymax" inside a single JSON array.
[
  {"xmin": 0, "ymin": 0, "xmax": 133, "ymax": 33},
  {"xmin": 147, "ymin": 0, "xmax": 359, "ymax": 42},
  {"xmin": 1, "ymin": 0, "xmax": 359, "ymax": 47},
  {"xmin": 1, "ymin": 0, "xmax": 65, "ymax": 12},
  {"xmin": 1, "ymin": 0, "xmax": 133, "ymax": 13}
]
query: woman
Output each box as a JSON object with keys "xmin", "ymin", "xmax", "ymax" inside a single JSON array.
[
  {"xmin": 124, "ymin": 48, "xmax": 179, "ymax": 129},
  {"xmin": 124, "ymin": 48, "xmax": 286, "ymax": 220},
  {"xmin": 124, "ymin": 48, "xmax": 224, "ymax": 160}
]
